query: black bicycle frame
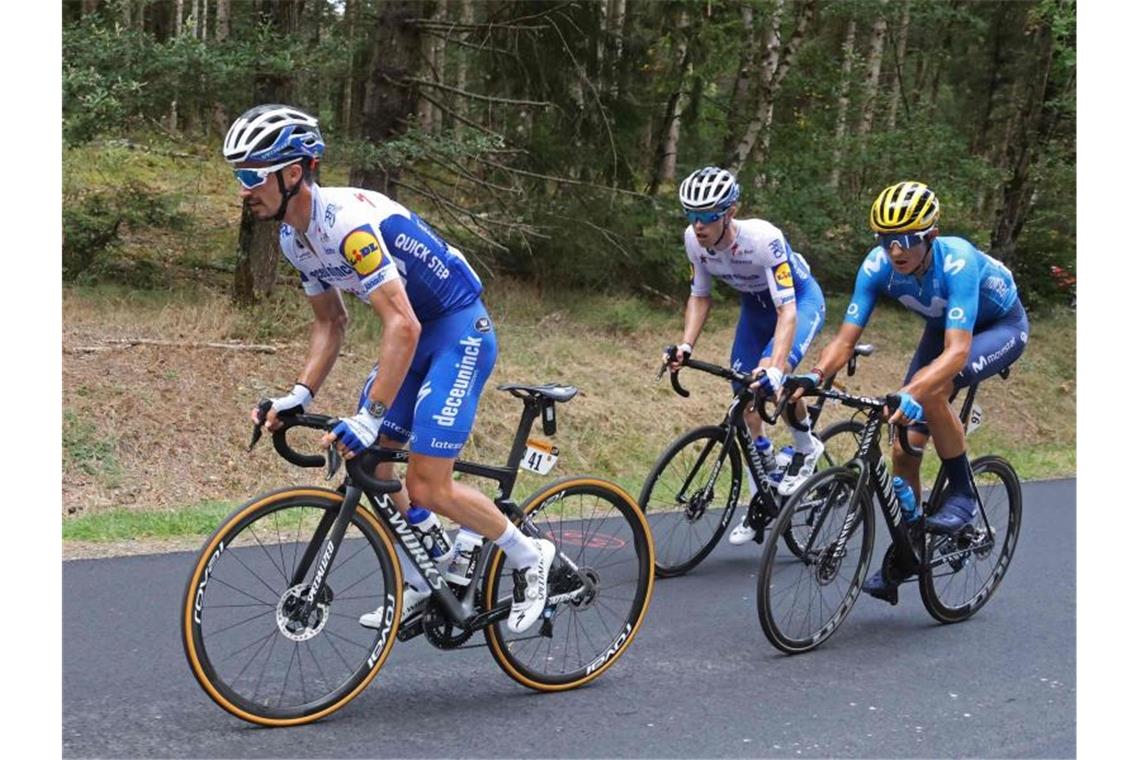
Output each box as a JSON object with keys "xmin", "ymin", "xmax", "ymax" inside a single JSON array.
[{"xmin": 272, "ymin": 393, "xmax": 557, "ymax": 633}]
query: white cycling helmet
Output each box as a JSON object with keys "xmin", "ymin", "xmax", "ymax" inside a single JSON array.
[
  {"xmin": 223, "ymin": 104, "xmax": 324, "ymax": 165},
  {"xmin": 678, "ymin": 166, "xmax": 741, "ymax": 212}
]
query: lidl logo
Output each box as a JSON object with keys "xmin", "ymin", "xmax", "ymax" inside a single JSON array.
[
  {"xmin": 342, "ymin": 226, "xmax": 384, "ymax": 275},
  {"xmin": 773, "ymin": 262, "xmax": 793, "ymax": 288}
]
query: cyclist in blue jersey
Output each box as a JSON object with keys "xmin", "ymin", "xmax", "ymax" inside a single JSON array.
[
  {"xmin": 665, "ymin": 167, "xmax": 827, "ymax": 545},
  {"xmin": 225, "ymin": 105, "xmax": 554, "ymax": 633},
  {"xmin": 786, "ymin": 181, "xmax": 1029, "ymax": 602}
]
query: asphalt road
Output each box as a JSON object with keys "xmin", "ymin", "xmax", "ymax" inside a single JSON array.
[{"xmin": 63, "ymin": 478, "xmax": 1074, "ymax": 758}]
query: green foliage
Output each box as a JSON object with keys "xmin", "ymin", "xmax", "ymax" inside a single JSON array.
[
  {"xmin": 62, "ymin": 180, "xmax": 188, "ymax": 282},
  {"xmin": 63, "ymin": 501, "xmax": 236, "ymax": 540},
  {"xmin": 63, "ymin": 410, "xmax": 120, "ymax": 483}
]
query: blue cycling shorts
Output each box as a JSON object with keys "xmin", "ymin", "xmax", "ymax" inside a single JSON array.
[
  {"xmin": 903, "ymin": 299, "xmax": 1029, "ymax": 390},
  {"xmin": 730, "ymin": 279, "xmax": 826, "ymax": 391},
  {"xmin": 358, "ymin": 299, "xmax": 498, "ymax": 458}
]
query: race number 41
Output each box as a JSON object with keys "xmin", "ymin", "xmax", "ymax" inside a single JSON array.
[{"xmin": 521, "ymin": 438, "xmax": 559, "ymax": 475}]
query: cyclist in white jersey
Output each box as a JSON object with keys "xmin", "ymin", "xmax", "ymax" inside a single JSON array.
[
  {"xmin": 665, "ymin": 167, "xmax": 827, "ymax": 545},
  {"xmin": 226, "ymin": 105, "xmax": 554, "ymax": 634}
]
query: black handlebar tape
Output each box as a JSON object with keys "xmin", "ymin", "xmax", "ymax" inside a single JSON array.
[
  {"xmin": 670, "ymin": 370, "xmax": 690, "ymax": 398},
  {"xmin": 883, "ymin": 394, "xmax": 924, "ymax": 458},
  {"xmin": 272, "ymin": 427, "xmax": 326, "ymax": 468},
  {"xmin": 345, "ymin": 455, "xmax": 403, "ymax": 494}
]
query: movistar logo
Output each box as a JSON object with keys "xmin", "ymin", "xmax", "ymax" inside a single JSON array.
[
  {"xmin": 863, "ymin": 249, "xmax": 888, "ymax": 276},
  {"xmin": 943, "ymin": 254, "xmax": 966, "ymax": 276}
]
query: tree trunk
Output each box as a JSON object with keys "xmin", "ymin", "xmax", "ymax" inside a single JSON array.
[
  {"xmin": 729, "ymin": 0, "xmax": 815, "ymax": 182},
  {"xmin": 990, "ymin": 15, "xmax": 1059, "ymax": 267},
  {"xmin": 233, "ymin": 0, "xmax": 306, "ymax": 304},
  {"xmin": 607, "ymin": 0, "xmax": 627, "ymax": 97},
  {"xmin": 233, "ymin": 205, "xmax": 280, "ymax": 305},
  {"xmin": 647, "ymin": 10, "xmax": 692, "ymax": 195},
  {"xmin": 885, "ymin": 0, "xmax": 910, "ymax": 131},
  {"xmin": 352, "ymin": 1, "xmax": 423, "ymax": 196},
  {"xmin": 416, "ymin": 1, "xmax": 440, "ymax": 133},
  {"xmin": 454, "ymin": 0, "xmax": 474, "ymax": 119},
  {"xmin": 82, "ymin": 0, "xmax": 99, "ymax": 16},
  {"xmin": 829, "ymin": 18, "xmax": 858, "ymax": 189},
  {"xmin": 856, "ymin": 2, "xmax": 888, "ymax": 137},
  {"xmin": 216, "ymin": 0, "xmax": 230, "ymax": 41},
  {"xmin": 721, "ymin": 2, "xmax": 756, "ymax": 158}
]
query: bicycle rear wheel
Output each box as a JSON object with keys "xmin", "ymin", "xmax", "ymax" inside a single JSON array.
[
  {"xmin": 182, "ymin": 487, "xmax": 401, "ymax": 726},
  {"xmin": 920, "ymin": 456, "xmax": 1022, "ymax": 623},
  {"xmin": 757, "ymin": 467, "xmax": 875, "ymax": 654},
  {"xmin": 484, "ymin": 477, "xmax": 655, "ymax": 690},
  {"xmin": 638, "ymin": 425, "xmax": 741, "ymax": 577}
]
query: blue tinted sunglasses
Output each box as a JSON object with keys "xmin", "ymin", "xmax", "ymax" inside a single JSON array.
[
  {"xmin": 876, "ymin": 229, "xmax": 932, "ymax": 250},
  {"xmin": 233, "ymin": 160, "xmax": 301, "ymax": 190},
  {"xmin": 686, "ymin": 209, "xmax": 725, "ymax": 225}
]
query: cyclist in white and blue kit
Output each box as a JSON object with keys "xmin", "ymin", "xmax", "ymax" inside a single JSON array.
[
  {"xmin": 786, "ymin": 181, "xmax": 1029, "ymax": 602},
  {"xmin": 665, "ymin": 167, "xmax": 827, "ymax": 546},
  {"xmin": 225, "ymin": 104, "xmax": 554, "ymax": 634}
]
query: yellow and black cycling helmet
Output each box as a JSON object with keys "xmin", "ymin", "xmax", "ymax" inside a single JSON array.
[{"xmin": 869, "ymin": 181, "xmax": 940, "ymax": 233}]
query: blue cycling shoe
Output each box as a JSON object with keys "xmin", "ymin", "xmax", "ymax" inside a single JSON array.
[
  {"xmin": 926, "ymin": 491, "xmax": 978, "ymax": 535},
  {"xmin": 861, "ymin": 568, "xmax": 914, "ymax": 605}
]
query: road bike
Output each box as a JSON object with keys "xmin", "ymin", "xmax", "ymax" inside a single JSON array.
[
  {"xmin": 181, "ymin": 383, "xmax": 655, "ymax": 726},
  {"xmin": 639, "ymin": 345, "xmax": 876, "ymax": 577},
  {"xmin": 755, "ymin": 371, "xmax": 1022, "ymax": 654}
]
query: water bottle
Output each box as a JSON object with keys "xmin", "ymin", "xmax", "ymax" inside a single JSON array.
[
  {"xmin": 407, "ymin": 505, "xmax": 455, "ymax": 562},
  {"xmin": 754, "ymin": 436, "xmax": 779, "ymax": 477},
  {"xmin": 892, "ymin": 476, "xmax": 921, "ymax": 524},
  {"xmin": 444, "ymin": 528, "xmax": 484, "ymax": 586},
  {"xmin": 772, "ymin": 445, "xmax": 795, "ymax": 482}
]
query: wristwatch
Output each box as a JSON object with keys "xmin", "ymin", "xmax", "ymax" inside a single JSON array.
[{"xmin": 364, "ymin": 399, "xmax": 388, "ymax": 419}]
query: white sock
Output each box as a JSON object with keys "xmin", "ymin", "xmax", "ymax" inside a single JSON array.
[
  {"xmin": 398, "ymin": 546, "xmax": 430, "ymax": 593},
  {"xmin": 791, "ymin": 414, "xmax": 816, "ymax": 452},
  {"xmin": 495, "ymin": 521, "xmax": 541, "ymax": 568}
]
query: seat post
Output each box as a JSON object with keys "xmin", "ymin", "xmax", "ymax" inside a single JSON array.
[{"xmin": 504, "ymin": 395, "xmax": 543, "ymax": 473}]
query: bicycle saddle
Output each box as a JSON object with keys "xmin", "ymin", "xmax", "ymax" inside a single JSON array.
[
  {"xmin": 497, "ymin": 383, "xmax": 579, "ymax": 403},
  {"xmin": 854, "ymin": 343, "xmax": 875, "ymax": 357}
]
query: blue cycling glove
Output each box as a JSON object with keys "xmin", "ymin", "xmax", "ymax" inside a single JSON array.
[
  {"xmin": 753, "ymin": 366, "xmax": 784, "ymax": 397},
  {"xmin": 331, "ymin": 407, "xmax": 384, "ymax": 454},
  {"xmin": 896, "ymin": 392, "xmax": 925, "ymax": 423}
]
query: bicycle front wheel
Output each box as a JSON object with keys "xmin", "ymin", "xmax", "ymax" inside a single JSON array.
[
  {"xmin": 757, "ymin": 467, "xmax": 875, "ymax": 654},
  {"xmin": 484, "ymin": 477, "xmax": 655, "ymax": 691},
  {"xmin": 920, "ymin": 456, "xmax": 1022, "ymax": 623},
  {"xmin": 638, "ymin": 425, "xmax": 741, "ymax": 577},
  {"xmin": 182, "ymin": 487, "xmax": 402, "ymax": 726}
]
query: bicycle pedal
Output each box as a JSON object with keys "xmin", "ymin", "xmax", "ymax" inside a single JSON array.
[{"xmin": 539, "ymin": 617, "xmax": 554, "ymax": 638}]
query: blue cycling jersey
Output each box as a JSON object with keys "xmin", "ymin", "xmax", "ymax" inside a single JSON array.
[
  {"xmin": 843, "ymin": 236, "xmax": 1019, "ymax": 332},
  {"xmin": 279, "ymin": 184, "xmax": 483, "ymax": 322}
]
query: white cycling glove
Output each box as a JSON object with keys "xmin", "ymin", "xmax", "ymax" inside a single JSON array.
[
  {"xmin": 331, "ymin": 406, "xmax": 384, "ymax": 454},
  {"xmin": 271, "ymin": 384, "xmax": 313, "ymax": 415}
]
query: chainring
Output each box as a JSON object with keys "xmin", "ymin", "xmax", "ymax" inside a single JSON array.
[{"xmin": 421, "ymin": 590, "xmax": 482, "ymax": 649}]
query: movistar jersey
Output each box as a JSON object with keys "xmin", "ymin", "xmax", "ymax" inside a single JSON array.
[
  {"xmin": 279, "ymin": 184, "xmax": 483, "ymax": 322},
  {"xmin": 844, "ymin": 236, "xmax": 1019, "ymax": 332},
  {"xmin": 684, "ymin": 218, "xmax": 815, "ymax": 307}
]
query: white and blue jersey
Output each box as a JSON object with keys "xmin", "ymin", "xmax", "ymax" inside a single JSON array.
[
  {"xmin": 280, "ymin": 184, "xmax": 484, "ymax": 322},
  {"xmin": 279, "ymin": 184, "xmax": 496, "ymax": 458},
  {"xmin": 684, "ymin": 218, "xmax": 826, "ymax": 383},
  {"xmin": 844, "ymin": 236, "xmax": 1019, "ymax": 332}
]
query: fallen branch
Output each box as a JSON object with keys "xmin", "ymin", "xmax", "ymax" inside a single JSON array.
[
  {"xmin": 67, "ymin": 338, "xmax": 359, "ymax": 359},
  {"xmin": 404, "ymin": 77, "xmax": 552, "ymax": 108}
]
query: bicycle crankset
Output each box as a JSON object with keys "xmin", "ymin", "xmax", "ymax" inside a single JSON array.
[{"xmin": 421, "ymin": 593, "xmax": 480, "ymax": 649}]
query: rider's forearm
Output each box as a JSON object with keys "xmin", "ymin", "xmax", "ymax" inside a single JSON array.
[
  {"xmin": 765, "ymin": 302, "xmax": 797, "ymax": 372},
  {"xmin": 681, "ymin": 295, "xmax": 712, "ymax": 347},
  {"xmin": 813, "ymin": 324, "xmax": 862, "ymax": 379},
  {"xmin": 363, "ymin": 313, "xmax": 421, "ymax": 408},
  {"xmin": 296, "ymin": 315, "xmax": 347, "ymax": 396}
]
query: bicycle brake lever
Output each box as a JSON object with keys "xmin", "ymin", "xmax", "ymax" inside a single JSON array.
[
  {"xmin": 325, "ymin": 445, "xmax": 343, "ymax": 480},
  {"xmin": 248, "ymin": 398, "xmax": 273, "ymax": 451}
]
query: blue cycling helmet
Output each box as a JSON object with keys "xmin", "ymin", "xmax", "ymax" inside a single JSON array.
[
  {"xmin": 678, "ymin": 166, "xmax": 740, "ymax": 212},
  {"xmin": 223, "ymin": 104, "xmax": 324, "ymax": 165}
]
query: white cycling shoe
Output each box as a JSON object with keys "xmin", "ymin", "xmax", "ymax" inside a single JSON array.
[
  {"xmin": 777, "ymin": 436, "xmax": 826, "ymax": 496},
  {"xmin": 507, "ymin": 539, "xmax": 556, "ymax": 633},
  {"xmin": 359, "ymin": 585, "xmax": 431, "ymax": 629},
  {"xmin": 728, "ymin": 515, "xmax": 757, "ymax": 545}
]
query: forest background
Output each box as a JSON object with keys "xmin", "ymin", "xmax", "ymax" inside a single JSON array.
[{"xmin": 60, "ymin": 0, "xmax": 1076, "ymax": 546}]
